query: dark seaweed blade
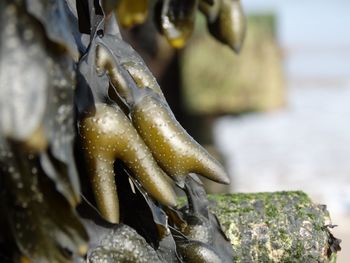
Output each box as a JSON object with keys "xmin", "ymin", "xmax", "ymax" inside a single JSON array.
[
  {"xmin": 1, "ymin": 1, "xmax": 82, "ymax": 205},
  {"xmin": 157, "ymin": 232, "xmax": 183, "ymax": 263},
  {"xmin": 99, "ymin": 34, "xmax": 160, "ymax": 89},
  {"xmin": 78, "ymin": 198, "xmax": 164, "ymax": 263},
  {"xmin": 0, "ymin": 142, "xmax": 88, "ymax": 263},
  {"xmin": 75, "ymin": 18, "xmax": 133, "ymax": 114},
  {"xmin": 122, "ymin": 168, "xmax": 188, "ymax": 263},
  {"xmin": 183, "ymin": 175, "xmax": 210, "ymax": 217},
  {"xmin": 75, "ymin": 22, "xmax": 110, "ymax": 115},
  {"xmin": 115, "ymin": 162, "xmax": 168, "ymax": 245},
  {"xmin": 76, "ymin": 47, "xmax": 109, "ymax": 114},
  {"xmin": 42, "ymin": 50, "xmax": 82, "ymax": 205},
  {"xmin": 92, "ymin": 33, "xmax": 166, "ymax": 111},
  {"xmin": 25, "ymin": 0, "xmax": 80, "ymax": 60},
  {"xmin": 0, "ymin": 1, "xmax": 49, "ymax": 142},
  {"xmin": 116, "ymin": 164, "xmax": 183, "ymax": 263},
  {"xmin": 39, "ymin": 148, "xmax": 80, "ymax": 207},
  {"xmin": 114, "ymin": 162, "xmax": 182, "ymax": 262},
  {"xmin": 80, "ymin": 9, "xmax": 166, "ymax": 107},
  {"xmin": 178, "ymin": 175, "xmax": 234, "ymax": 263},
  {"xmin": 64, "ymin": 0, "xmax": 91, "ymax": 55},
  {"xmin": 0, "ymin": 189, "xmax": 14, "ymax": 263}
]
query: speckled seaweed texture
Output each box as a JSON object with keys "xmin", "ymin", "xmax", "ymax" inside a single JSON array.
[
  {"xmin": 208, "ymin": 191, "xmax": 338, "ymax": 263},
  {"xmin": 87, "ymin": 224, "xmax": 162, "ymax": 263}
]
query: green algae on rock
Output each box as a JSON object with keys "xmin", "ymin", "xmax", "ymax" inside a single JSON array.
[{"xmin": 208, "ymin": 191, "xmax": 341, "ymax": 263}]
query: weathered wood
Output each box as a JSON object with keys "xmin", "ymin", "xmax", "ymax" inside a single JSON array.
[{"xmin": 208, "ymin": 191, "xmax": 340, "ymax": 263}]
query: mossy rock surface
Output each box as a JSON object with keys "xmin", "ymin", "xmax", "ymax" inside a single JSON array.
[{"xmin": 208, "ymin": 191, "xmax": 338, "ymax": 263}]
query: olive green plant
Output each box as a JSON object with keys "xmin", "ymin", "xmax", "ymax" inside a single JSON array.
[{"xmin": 0, "ymin": 0, "xmax": 246, "ymax": 262}]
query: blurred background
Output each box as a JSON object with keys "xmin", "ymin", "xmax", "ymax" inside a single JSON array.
[
  {"xmin": 212, "ymin": 2, "xmax": 350, "ymax": 262},
  {"xmin": 125, "ymin": 0, "xmax": 350, "ymax": 261}
]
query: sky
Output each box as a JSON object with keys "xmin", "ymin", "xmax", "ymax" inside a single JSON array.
[
  {"xmin": 242, "ymin": 0, "xmax": 350, "ymax": 79},
  {"xmin": 244, "ymin": 0, "xmax": 350, "ymax": 47}
]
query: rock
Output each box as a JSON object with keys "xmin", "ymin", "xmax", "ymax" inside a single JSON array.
[{"xmin": 208, "ymin": 191, "xmax": 340, "ymax": 263}]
